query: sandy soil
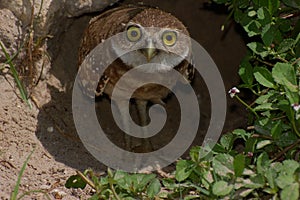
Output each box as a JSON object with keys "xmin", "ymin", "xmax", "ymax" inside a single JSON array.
[{"xmin": 0, "ymin": 0, "xmax": 248, "ymax": 199}]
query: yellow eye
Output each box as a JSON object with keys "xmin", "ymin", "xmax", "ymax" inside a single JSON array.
[
  {"xmin": 162, "ymin": 31, "xmax": 177, "ymax": 46},
  {"xmin": 126, "ymin": 26, "xmax": 142, "ymax": 42}
]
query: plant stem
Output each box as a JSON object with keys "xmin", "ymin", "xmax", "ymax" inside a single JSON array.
[
  {"xmin": 273, "ymin": 139, "xmax": 300, "ymax": 161},
  {"xmin": 76, "ymin": 170, "xmax": 95, "ymax": 189},
  {"xmin": 109, "ymin": 180, "xmax": 121, "ymax": 200},
  {"xmin": 291, "ymin": 57, "xmax": 300, "ymax": 66},
  {"xmin": 235, "ymin": 95, "xmax": 259, "ymax": 119}
]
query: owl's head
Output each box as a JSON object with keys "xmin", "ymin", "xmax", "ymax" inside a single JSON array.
[{"xmin": 111, "ymin": 8, "xmax": 191, "ymax": 73}]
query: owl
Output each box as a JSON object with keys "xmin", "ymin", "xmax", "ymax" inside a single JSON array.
[{"xmin": 78, "ymin": 5, "xmax": 194, "ymax": 151}]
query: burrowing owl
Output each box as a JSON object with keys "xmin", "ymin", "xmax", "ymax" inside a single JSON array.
[{"xmin": 78, "ymin": 5, "xmax": 194, "ymax": 150}]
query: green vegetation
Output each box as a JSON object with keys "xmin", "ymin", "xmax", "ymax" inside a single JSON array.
[
  {"xmin": 10, "ymin": 149, "xmax": 50, "ymax": 200},
  {"xmin": 0, "ymin": 41, "xmax": 32, "ymax": 108}
]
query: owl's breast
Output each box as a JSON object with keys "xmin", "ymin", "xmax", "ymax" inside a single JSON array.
[{"xmin": 103, "ymin": 60, "xmax": 177, "ymax": 101}]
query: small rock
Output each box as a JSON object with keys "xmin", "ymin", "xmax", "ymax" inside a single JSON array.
[
  {"xmin": 51, "ymin": 189, "xmax": 67, "ymax": 199},
  {"xmin": 47, "ymin": 126, "xmax": 54, "ymax": 133}
]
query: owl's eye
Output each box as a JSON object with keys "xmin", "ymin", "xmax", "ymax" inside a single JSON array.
[
  {"xmin": 126, "ymin": 26, "xmax": 142, "ymax": 42},
  {"xmin": 162, "ymin": 31, "xmax": 177, "ymax": 46}
]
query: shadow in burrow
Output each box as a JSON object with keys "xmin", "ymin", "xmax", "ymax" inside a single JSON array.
[{"xmin": 35, "ymin": 0, "xmax": 249, "ymax": 172}]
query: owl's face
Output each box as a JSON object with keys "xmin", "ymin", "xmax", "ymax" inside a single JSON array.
[{"xmin": 111, "ymin": 22, "xmax": 191, "ymax": 73}]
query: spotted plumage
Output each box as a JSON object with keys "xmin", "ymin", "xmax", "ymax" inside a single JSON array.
[{"xmin": 78, "ymin": 5, "xmax": 194, "ymax": 150}]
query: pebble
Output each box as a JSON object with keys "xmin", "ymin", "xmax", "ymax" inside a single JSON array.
[{"xmin": 47, "ymin": 126, "xmax": 54, "ymax": 132}]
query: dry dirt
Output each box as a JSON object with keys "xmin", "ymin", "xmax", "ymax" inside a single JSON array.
[{"xmin": 1, "ymin": 0, "xmax": 248, "ymax": 199}]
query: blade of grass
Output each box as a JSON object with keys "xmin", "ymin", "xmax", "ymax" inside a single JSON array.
[
  {"xmin": 4, "ymin": 37, "xmax": 27, "ymax": 65},
  {"xmin": 0, "ymin": 40, "xmax": 32, "ymax": 109},
  {"xmin": 10, "ymin": 149, "xmax": 35, "ymax": 200}
]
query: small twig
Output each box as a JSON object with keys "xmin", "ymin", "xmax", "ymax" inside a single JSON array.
[
  {"xmin": 156, "ymin": 168, "xmax": 175, "ymax": 179},
  {"xmin": 271, "ymin": 115, "xmax": 287, "ymax": 121},
  {"xmin": 37, "ymin": 0, "xmax": 44, "ymax": 18},
  {"xmin": 272, "ymin": 139, "xmax": 300, "ymax": 161},
  {"xmin": 27, "ymin": 0, "xmax": 35, "ymax": 83},
  {"xmin": 291, "ymin": 57, "xmax": 300, "ymax": 66},
  {"xmin": 0, "ymin": 160, "xmax": 17, "ymax": 169},
  {"xmin": 76, "ymin": 170, "xmax": 95, "ymax": 189},
  {"xmin": 251, "ymin": 134, "xmax": 273, "ymax": 140},
  {"xmin": 256, "ymin": 58, "xmax": 274, "ymax": 67},
  {"xmin": 109, "ymin": 179, "xmax": 121, "ymax": 200},
  {"xmin": 275, "ymin": 55, "xmax": 289, "ymax": 63},
  {"xmin": 280, "ymin": 11, "xmax": 300, "ymax": 19}
]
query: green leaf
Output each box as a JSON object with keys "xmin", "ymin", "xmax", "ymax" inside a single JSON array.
[
  {"xmin": 232, "ymin": 129, "xmax": 251, "ymax": 141},
  {"xmin": 245, "ymin": 174, "xmax": 265, "ymax": 189},
  {"xmin": 212, "ymin": 154, "xmax": 234, "ymax": 177},
  {"xmin": 272, "ymin": 63, "xmax": 299, "ymax": 104},
  {"xmin": 212, "ymin": 181, "xmax": 233, "ymax": 196},
  {"xmin": 272, "ymin": 63, "xmax": 297, "ymax": 86},
  {"xmin": 175, "ymin": 160, "xmax": 194, "ymax": 182},
  {"xmin": 248, "ymin": 10, "xmax": 256, "ymax": 17},
  {"xmin": 237, "ymin": 0, "xmax": 250, "ymax": 8},
  {"xmin": 254, "ymin": 103, "xmax": 276, "ymax": 111},
  {"xmin": 244, "ymin": 137, "xmax": 258, "ymax": 154},
  {"xmin": 282, "ymin": 0, "xmax": 300, "ymax": 8},
  {"xmin": 265, "ymin": 166, "xmax": 277, "ymax": 189},
  {"xmin": 255, "ymin": 91, "xmax": 278, "ymax": 104},
  {"xmin": 277, "ymin": 39, "xmax": 295, "ymax": 54},
  {"xmin": 253, "ymin": 67, "xmax": 275, "ymax": 88},
  {"xmin": 271, "ymin": 120, "xmax": 282, "ymax": 139},
  {"xmin": 257, "ymin": 152, "xmax": 270, "ymax": 174},
  {"xmin": 239, "ymin": 59, "xmax": 253, "ymax": 86},
  {"xmin": 282, "ymin": 160, "xmax": 300, "ymax": 175},
  {"xmin": 138, "ymin": 174, "xmax": 156, "ymax": 191},
  {"xmin": 220, "ymin": 133, "xmax": 234, "ymax": 151},
  {"xmin": 256, "ymin": 140, "xmax": 272, "ymax": 149},
  {"xmin": 244, "ymin": 20, "xmax": 261, "ymax": 37},
  {"xmin": 281, "ymin": 183, "xmax": 299, "ymax": 200},
  {"xmin": 189, "ymin": 146, "xmax": 201, "ymax": 162},
  {"xmin": 233, "ymin": 154, "xmax": 245, "ymax": 177},
  {"xmin": 161, "ymin": 178, "xmax": 176, "ymax": 190},
  {"xmin": 146, "ymin": 178, "xmax": 161, "ymax": 198},
  {"xmin": 234, "ymin": 9, "xmax": 245, "ymax": 23},
  {"xmin": 279, "ymin": 19, "xmax": 292, "ymax": 32},
  {"xmin": 262, "ymin": 24, "xmax": 276, "ymax": 46},
  {"xmin": 114, "ymin": 170, "xmax": 127, "ymax": 181},
  {"xmin": 257, "ymin": 7, "xmax": 272, "ymax": 26},
  {"xmin": 65, "ymin": 175, "xmax": 87, "ymax": 189},
  {"xmin": 258, "ymin": 0, "xmax": 280, "ymax": 14},
  {"xmin": 247, "ymin": 42, "xmax": 269, "ymax": 57},
  {"xmin": 276, "ymin": 174, "xmax": 295, "ymax": 189},
  {"xmin": 275, "ymin": 131, "xmax": 298, "ymax": 147}
]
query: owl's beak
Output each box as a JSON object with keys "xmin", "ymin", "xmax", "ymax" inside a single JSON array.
[{"xmin": 141, "ymin": 40, "xmax": 158, "ymax": 62}]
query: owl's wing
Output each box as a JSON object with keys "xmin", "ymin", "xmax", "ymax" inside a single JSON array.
[{"xmin": 174, "ymin": 58, "xmax": 195, "ymax": 85}]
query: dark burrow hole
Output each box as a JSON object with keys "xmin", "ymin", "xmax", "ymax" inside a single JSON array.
[{"xmin": 38, "ymin": 0, "xmax": 250, "ymax": 170}]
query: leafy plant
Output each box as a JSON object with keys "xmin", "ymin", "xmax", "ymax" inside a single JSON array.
[{"xmin": 66, "ymin": 169, "xmax": 161, "ymax": 200}]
